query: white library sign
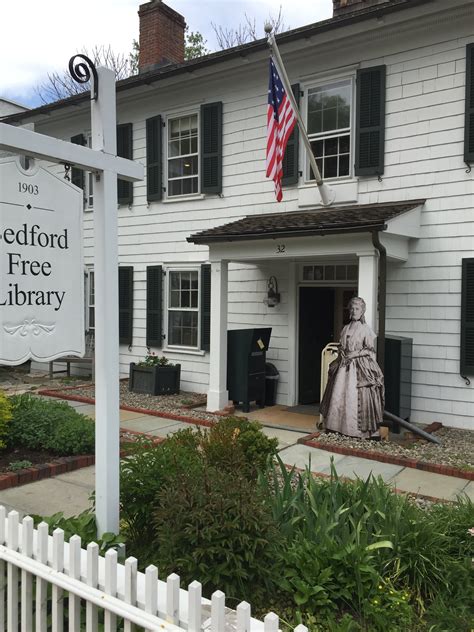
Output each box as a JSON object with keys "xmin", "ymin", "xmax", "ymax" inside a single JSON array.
[{"xmin": 0, "ymin": 157, "xmax": 84, "ymax": 364}]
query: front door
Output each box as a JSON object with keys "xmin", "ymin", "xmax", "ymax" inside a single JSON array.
[{"xmin": 298, "ymin": 287, "xmax": 335, "ymax": 404}]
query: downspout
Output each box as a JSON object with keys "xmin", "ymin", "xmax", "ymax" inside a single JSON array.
[{"xmin": 371, "ymin": 230, "xmax": 386, "ymax": 374}]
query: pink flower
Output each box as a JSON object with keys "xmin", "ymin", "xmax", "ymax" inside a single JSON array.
[{"xmin": 468, "ymin": 527, "xmax": 474, "ymax": 537}]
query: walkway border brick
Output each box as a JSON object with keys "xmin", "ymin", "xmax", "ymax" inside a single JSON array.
[
  {"xmin": 0, "ymin": 455, "xmax": 96, "ymax": 491},
  {"xmin": 297, "ymin": 434, "xmax": 474, "ymax": 481}
]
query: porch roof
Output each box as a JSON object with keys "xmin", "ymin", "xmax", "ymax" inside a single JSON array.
[{"xmin": 187, "ymin": 200, "xmax": 426, "ymax": 244}]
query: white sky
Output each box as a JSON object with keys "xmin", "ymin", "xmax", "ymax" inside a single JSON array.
[{"xmin": 1, "ymin": 0, "xmax": 333, "ymax": 108}]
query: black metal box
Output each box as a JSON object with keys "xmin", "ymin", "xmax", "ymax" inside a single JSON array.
[
  {"xmin": 384, "ymin": 335, "xmax": 412, "ymax": 424},
  {"xmin": 227, "ymin": 328, "xmax": 272, "ymax": 412}
]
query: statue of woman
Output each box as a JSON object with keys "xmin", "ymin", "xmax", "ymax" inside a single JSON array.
[{"xmin": 320, "ymin": 297, "xmax": 384, "ymax": 439}]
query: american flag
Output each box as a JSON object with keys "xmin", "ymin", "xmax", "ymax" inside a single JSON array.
[{"xmin": 266, "ymin": 57, "xmax": 297, "ymax": 202}]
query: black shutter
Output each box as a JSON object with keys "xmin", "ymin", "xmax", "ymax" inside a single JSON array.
[
  {"xmin": 119, "ymin": 266, "xmax": 133, "ymax": 345},
  {"xmin": 200, "ymin": 102, "xmax": 223, "ymax": 194},
  {"xmin": 71, "ymin": 134, "xmax": 85, "ymax": 190},
  {"xmin": 117, "ymin": 123, "xmax": 133, "ymax": 205},
  {"xmin": 200, "ymin": 264, "xmax": 211, "ymax": 352},
  {"xmin": 282, "ymin": 83, "xmax": 300, "ymax": 186},
  {"xmin": 355, "ymin": 65, "xmax": 386, "ymax": 176},
  {"xmin": 146, "ymin": 116, "xmax": 163, "ymax": 202},
  {"xmin": 464, "ymin": 43, "xmax": 474, "ymax": 163},
  {"xmin": 146, "ymin": 266, "xmax": 163, "ymax": 347},
  {"xmin": 461, "ymin": 258, "xmax": 474, "ymax": 376}
]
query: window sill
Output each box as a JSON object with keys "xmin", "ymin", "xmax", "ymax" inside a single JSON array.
[
  {"xmin": 163, "ymin": 347, "xmax": 206, "ymax": 357},
  {"xmin": 162, "ymin": 194, "xmax": 205, "ymax": 204}
]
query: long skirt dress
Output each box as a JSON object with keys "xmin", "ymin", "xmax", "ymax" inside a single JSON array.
[{"xmin": 320, "ymin": 320, "xmax": 384, "ymax": 439}]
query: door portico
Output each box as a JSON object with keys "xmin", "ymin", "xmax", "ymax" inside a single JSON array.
[{"xmin": 187, "ymin": 201, "xmax": 424, "ymax": 412}]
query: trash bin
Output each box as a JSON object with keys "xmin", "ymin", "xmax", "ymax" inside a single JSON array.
[{"xmin": 265, "ymin": 362, "xmax": 279, "ymax": 406}]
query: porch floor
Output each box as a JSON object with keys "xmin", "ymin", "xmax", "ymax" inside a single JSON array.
[{"xmin": 238, "ymin": 404, "xmax": 319, "ymax": 433}]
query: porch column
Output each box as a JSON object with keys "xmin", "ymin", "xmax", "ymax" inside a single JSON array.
[
  {"xmin": 357, "ymin": 253, "xmax": 378, "ymax": 331},
  {"xmin": 207, "ymin": 260, "xmax": 229, "ymax": 411}
]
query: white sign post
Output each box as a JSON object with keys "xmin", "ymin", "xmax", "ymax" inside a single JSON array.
[{"xmin": 0, "ymin": 59, "xmax": 143, "ymax": 536}]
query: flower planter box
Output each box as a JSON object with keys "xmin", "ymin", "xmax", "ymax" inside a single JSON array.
[{"xmin": 129, "ymin": 363, "xmax": 181, "ymax": 395}]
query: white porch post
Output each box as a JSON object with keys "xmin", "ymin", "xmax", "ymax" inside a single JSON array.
[
  {"xmin": 357, "ymin": 253, "xmax": 378, "ymax": 331},
  {"xmin": 92, "ymin": 68, "xmax": 120, "ymax": 536},
  {"xmin": 207, "ymin": 260, "xmax": 229, "ymax": 412}
]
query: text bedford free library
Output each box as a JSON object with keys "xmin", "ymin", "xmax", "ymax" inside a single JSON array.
[{"xmin": 0, "ymin": 222, "xmax": 68, "ymax": 312}]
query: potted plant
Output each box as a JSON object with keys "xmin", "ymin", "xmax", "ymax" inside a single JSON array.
[{"xmin": 129, "ymin": 353, "xmax": 181, "ymax": 395}]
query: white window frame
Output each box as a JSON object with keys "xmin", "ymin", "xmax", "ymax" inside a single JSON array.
[
  {"xmin": 165, "ymin": 111, "xmax": 200, "ymax": 199},
  {"xmin": 165, "ymin": 266, "xmax": 201, "ymax": 350},
  {"xmin": 303, "ymin": 75, "xmax": 355, "ymax": 184}
]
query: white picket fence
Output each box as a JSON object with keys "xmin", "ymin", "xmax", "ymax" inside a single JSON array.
[{"xmin": 0, "ymin": 507, "xmax": 308, "ymax": 632}]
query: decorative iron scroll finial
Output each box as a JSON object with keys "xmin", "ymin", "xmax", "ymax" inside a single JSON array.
[{"xmin": 68, "ymin": 54, "xmax": 99, "ymax": 101}]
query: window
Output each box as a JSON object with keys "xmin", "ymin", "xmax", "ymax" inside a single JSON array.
[
  {"xmin": 167, "ymin": 270, "xmax": 199, "ymax": 347},
  {"xmin": 167, "ymin": 114, "xmax": 199, "ymax": 197},
  {"xmin": 307, "ymin": 79, "xmax": 352, "ymax": 180},
  {"xmin": 87, "ymin": 270, "xmax": 95, "ymax": 332}
]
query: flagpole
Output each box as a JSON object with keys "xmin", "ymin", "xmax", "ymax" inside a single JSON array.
[{"xmin": 265, "ymin": 28, "xmax": 336, "ymax": 207}]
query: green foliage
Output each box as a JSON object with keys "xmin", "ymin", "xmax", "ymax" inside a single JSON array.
[
  {"xmin": 0, "ymin": 390, "xmax": 12, "ymax": 449},
  {"xmin": 201, "ymin": 416, "xmax": 278, "ymax": 477},
  {"xmin": 9, "ymin": 393, "xmax": 95, "ymax": 455},
  {"xmin": 7, "ymin": 459, "xmax": 33, "ymax": 471},
  {"xmin": 46, "ymin": 414, "xmax": 95, "ymax": 455},
  {"xmin": 152, "ymin": 461, "xmax": 280, "ymax": 601},
  {"xmin": 138, "ymin": 352, "xmax": 173, "ymax": 367},
  {"xmin": 120, "ymin": 433, "xmax": 201, "ymax": 561},
  {"xmin": 32, "ymin": 509, "xmax": 124, "ymax": 555},
  {"xmin": 259, "ymin": 457, "xmax": 471, "ymax": 627},
  {"xmin": 184, "ymin": 28, "xmax": 210, "ymax": 60}
]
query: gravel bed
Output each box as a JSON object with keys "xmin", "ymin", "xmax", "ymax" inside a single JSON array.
[
  {"xmin": 53, "ymin": 381, "xmax": 221, "ymax": 424},
  {"xmin": 42, "ymin": 381, "xmax": 474, "ymax": 471},
  {"xmin": 313, "ymin": 426, "xmax": 474, "ymax": 470}
]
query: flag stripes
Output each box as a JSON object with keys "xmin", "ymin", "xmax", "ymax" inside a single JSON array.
[{"xmin": 266, "ymin": 57, "xmax": 297, "ymax": 201}]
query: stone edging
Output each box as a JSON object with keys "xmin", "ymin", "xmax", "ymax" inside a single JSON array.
[
  {"xmin": 298, "ymin": 434, "xmax": 474, "ymax": 481},
  {"xmin": 0, "ymin": 454, "xmax": 96, "ymax": 491}
]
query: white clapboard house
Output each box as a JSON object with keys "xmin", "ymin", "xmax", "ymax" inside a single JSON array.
[{"xmin": 6, "ymin": 0, "xmax": 474, "ymax": 429}]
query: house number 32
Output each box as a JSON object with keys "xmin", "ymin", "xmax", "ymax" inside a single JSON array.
[{"xmin": 276, "ymin": 244, "xmax": 286, "ymax": 253}]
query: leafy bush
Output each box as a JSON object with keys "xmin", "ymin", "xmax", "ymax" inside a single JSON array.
[
  {"xmin": 9, "ymin": 394, "xmax": 95, "ymax": 455},
  {"xmin": 120, "ymin": 419, "xmax": 278, "ymax": 575},
  {"xmin": 120, "ymin": 432, "xmax": 201, "ymax": 561},
  {"xmin": 152, "ymin": 460, "xmax": 281, "ymax": 601},
  {"xmin": 202, "ymin": 416, "xmax": 278, "ymax": 477},
  {"xmin": 0, "ymin": 390, "xmax": 12, "ymax": 449},
  {"xmin": 31, "ymin": 509, "xmax": 124, "ymax": 555}
]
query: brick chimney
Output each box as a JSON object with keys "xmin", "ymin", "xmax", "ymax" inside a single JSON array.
[
  {"xmin": 138, "ymin": 0, "xmax": 186, "ymax": 72},
  {"xmin": 333, "ymin": 0, "xmax": 387, "ymax": 17}
]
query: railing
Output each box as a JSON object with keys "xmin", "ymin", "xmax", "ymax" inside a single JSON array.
[{"xmin": 0, "ymin": 507, "xmax": 308, "ymax": 632}]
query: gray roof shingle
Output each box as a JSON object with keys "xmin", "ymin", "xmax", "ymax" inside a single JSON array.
[{"xmin": 187, "ymin": 200, "xmax": 426, "ymax": 244}]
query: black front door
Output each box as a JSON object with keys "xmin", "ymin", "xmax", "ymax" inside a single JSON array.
[{"xmin": 298, "ymin": 287, "xmax": 335, "ymax": 404}]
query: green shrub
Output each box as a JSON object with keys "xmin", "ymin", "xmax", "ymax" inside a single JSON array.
[
  {"xmin": 120, "ymin": 432, "xmax": 201, "ymax": 562},
  {"xmin": 202, "ymin": 416, "xmax": 278, "ymax": 477},
  {"xmin": 47, "ymin": 415, "xmax": 95, "ymax": 455},
  {"xmin": 9, "ymin": 394, "xmax": 95, "ymax": 455},
  {"xmin": 0, "ymin": 390, "xmax": 12, "ymax": 449},
  {"xmin": 120, "ymin": 419, "xmax": 277, "ymax": 564},
  {"xmin": 152, "ymin": 460, "xmax": 281, "ymax": 601}
]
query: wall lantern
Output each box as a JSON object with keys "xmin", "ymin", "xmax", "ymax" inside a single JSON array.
[{"xmin": 265, "ymin": 275, "xmax": 280, "ymax": 307}]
